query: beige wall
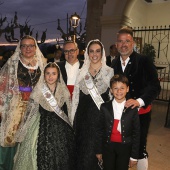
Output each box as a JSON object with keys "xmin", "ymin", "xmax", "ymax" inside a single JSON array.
[
  {"xmin": 129, "ymin": 0, "xmax": 148, "ymax": 27},
  {"xmin": 130, "ymin": 0, "xmax": 170, "ymax": 27},
  {"xmin": 129, "ymin": 0, "xmax": 170, "ymax": 63},
  {"xmin": 87, "ymin": 0, "xmax": 170, "ymax": 60},
  {"xmin": 147, "ymin": 2, "xmax": 170, "ymax": 26},
  {"xmin": 101, "ymin": 0, "xmax": 135, "ymax": 55}
]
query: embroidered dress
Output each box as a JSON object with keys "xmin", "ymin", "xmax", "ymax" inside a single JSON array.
[
  {"xmin": 0, "ymin": 64, "xmax": 41, "ymax": 170},
  {"xmin": 0, "ymin": 63, "xmax": 41, "ymax": 170},
  {"xmin": 0, "ymin": 37, "xmax": 45, "ymax": 170},
  {"xmin": 74, "ymin": 87, "xmax": 110, "ymax": 170},
  {"xmin": 37, "ymin": 105, "xmax": 75, "ymax": 170},
  {"xmin": 72, "ymin": 39, "xmax": 114, "ymax": 170},
  {"xmin": 13, "ymin": 63, "xmax": 76, "ymax": 170},
  {"xmin": 13, "ymin": 105, "xmax": 76, "ymax": 170}
]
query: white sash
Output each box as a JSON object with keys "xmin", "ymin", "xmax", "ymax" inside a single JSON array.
[
  {"xmin": 41, "ymin": 84, "xmax": 72, "ymax": 127},
  {"xmin": 84, "ymin": 72, "xmax": 104, "ymax": 109}
]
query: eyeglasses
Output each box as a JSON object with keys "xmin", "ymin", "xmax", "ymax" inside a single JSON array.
[
  {"xmin": 117, "ymin": 40, "xmax": 133, "ymax": 45},
  {"xmin": 64, "ymin": 49, "xmax": 77, "ymax": 55},
  {"xmin": 21, "ymin": 44, "xmax": 36, "ymax": 49}
]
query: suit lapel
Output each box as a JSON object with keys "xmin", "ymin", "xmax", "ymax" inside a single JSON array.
[
  {"xmin": 124, "ymin": 52, "xmax": 137, "ymax": 75},
  {"xmin": 108, "ymin": 100, "xmax": 114, "ymax": 118},
  {"xmin": 113, "ymin": 57, "xmax": 123, "ymax": 74},
  {"xmin": 79, "ymin": 60, "xmax": 84, "ymax": 68},
  {"xmin": 62, "ymin": 60, "xmax": 83, "ymax": 84},
  {"xmin": 60, "ymin": 61, "xmax": 67, "ymax": 84}
]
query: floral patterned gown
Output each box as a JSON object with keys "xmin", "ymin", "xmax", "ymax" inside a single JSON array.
[{"xmin": 0, "ymin": 61, "xmax": 41, "ymax": 170}]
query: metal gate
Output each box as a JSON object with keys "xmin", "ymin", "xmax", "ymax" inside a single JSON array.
[
  {"xmin": 133, "ymin": 26, "xmax": 170, "ymax": 102},
  {"xmin": 133, "ymin": 26, "xmax": 170, "ymax": 127}
]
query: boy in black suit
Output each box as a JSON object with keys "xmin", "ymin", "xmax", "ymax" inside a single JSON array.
[{"xmin": 96, "ymin": 74, "xmax": 140, "ymax": 170}]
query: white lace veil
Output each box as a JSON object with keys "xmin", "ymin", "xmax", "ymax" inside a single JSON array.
[
  {"xmin": 12, "ymin": 35, "xmax": 46, "ymax": 70},
  {"xmin": 14, "ymin": 62, "xmax": 72, "ymax": 142},
  {"xmin": 0, "ymin": 36, "xmax": 46, "ymax": 146},
  {"xmin": 71, "ymin": 39, "xmax": 114, "ymax": 124}
]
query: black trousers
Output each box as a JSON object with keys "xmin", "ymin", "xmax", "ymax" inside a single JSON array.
[
  {"xmin": 103, "ymin": 142, "xmax": 132, "ymax": 170},
  {"xmin": 138, "ymin": 111, "xmax": 151, "ymax": 159}
]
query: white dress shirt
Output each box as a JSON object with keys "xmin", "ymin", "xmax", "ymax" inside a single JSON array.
[
  {"xmin": 120, "ymin": 56, "xmax": 145, "ymax": 107},
  {"xmin": 65, "ymin": 61, "xmax": 80, "ymax": 85}
]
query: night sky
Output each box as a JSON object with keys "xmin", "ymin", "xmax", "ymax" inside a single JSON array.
[{"xmin": 0, "ymin": 0, "xmax": 87, "ymax": 44}]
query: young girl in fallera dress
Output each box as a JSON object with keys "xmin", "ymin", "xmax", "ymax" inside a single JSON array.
[{"xmin": 13, "ymin": 63, "xmax": 76, "ymax": 170}]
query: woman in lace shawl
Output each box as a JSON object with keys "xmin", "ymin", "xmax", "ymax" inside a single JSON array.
[
  {"xmin": 72, "ymin": 39, "xmax": 114, "ymax": 170},
  {"xmin": 0, "ymin": 35, "xmax": 46, "ymax": 170},
  {"xmin": 13, "ymin": 63, "xmax": 76, "ymax": 170}
]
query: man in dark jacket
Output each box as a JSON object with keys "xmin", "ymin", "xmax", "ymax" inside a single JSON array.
[
  {"xmin": 106, "ymin": 44, "xmax": 119, "ymax": 67},
  {"xmin": 57, "ymin": 41, "xmax": 83, "ymax": 98},
  {"xmin": 112, "ymin": 27, "xmax": 161, "ymax": 170},
  {"xmin": 47, "ymin": 48, "xmax": 65, "ymax": 63}
]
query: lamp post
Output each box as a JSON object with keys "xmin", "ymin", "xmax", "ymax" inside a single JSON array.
[
  {"xmin": 57, "ymin": 12, "xmax": 86, "ymax": 50},
  {"xmin": 69, "ymin": 12, "xmax": 80, "ymax": 42}
]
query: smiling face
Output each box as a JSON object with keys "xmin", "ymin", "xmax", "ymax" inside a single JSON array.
[
  {"xmin": 44, "ymin": 67, "xmax": 59, "ymax": 86},
  {"xmin": 88, "ymin": 44, "xmax": 102, "ymax": 65},
  {"xmin": 63, "ymin": 42, "xmax": 79, "ymax": 65},
  {"xmin": 20, "ymin": 38, "xmax": 36, "ymax": 59},
  {"xmin": 110, "ymin": 81, "xmax": 129, "ymax": 103},
  {"xmin": 116, "ymin": 33, "xmax": 134, "ymax": 59}
]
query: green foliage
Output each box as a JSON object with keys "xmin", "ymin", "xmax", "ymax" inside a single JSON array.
[{"xmin": 142, "ymin": 43, "xmax": 156, "ymax": 63}]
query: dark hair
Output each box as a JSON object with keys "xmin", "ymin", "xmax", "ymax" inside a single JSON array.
[
  {"xmin": 54, "ymin": 48, "xmax": 62, "ymax": 53},
  {"xmin": 117, "ymin": 26, "xmax": 133, "ymax": 38},
  {"xmin": 87, "ymin": 40, "xmax": 103, "ymax": 55},
  {"xmin": 110, "ymin": 74, "xmax": 129, "ymax": 88},
  {"xmin": 110, "ymin": 44, "xmax": 116, "ymax": 50},
  {"xmin": 44, "ymin": 62, "xmax": 60, "ymax": 81}
]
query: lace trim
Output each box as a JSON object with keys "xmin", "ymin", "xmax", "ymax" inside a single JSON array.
[
  {"xmin": 80, "ymin": 71, "xmax": 109, "ymax": 95},
  {"xmin": 71, "ymin": 66, "xmax": 114, "ymax": 124},
  {"xmin": 71, "ymin": 39, "xmax": 114, "ymax": 124},
  {"xmin": 0, "ymin": 36, "xmax": 46, "ymax": 146},
  {"xmin": 19, "ymin": 58, "xmax": 39, "ymax": 70},
  {"xmin": 14, "ymin": 63, "xmax": 72, "ymax": 143}
]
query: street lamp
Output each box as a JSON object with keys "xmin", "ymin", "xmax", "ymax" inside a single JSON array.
[{"xmin": 69, "ymin": 12, "xmax": 80, "ymax": 42}]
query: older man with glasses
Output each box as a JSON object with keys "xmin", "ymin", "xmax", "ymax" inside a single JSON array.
[{"xmin": 57, "ymin": 41, "xmax": 84, "ymax": 98}]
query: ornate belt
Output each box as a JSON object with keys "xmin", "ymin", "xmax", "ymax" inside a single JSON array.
[{"xmin": 19, "ymin": 86, "xmax": 32, "ymax": 92}]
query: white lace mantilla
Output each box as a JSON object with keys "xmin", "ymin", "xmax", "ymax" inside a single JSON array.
[
  {"xmin": 71, "ymin": 66, "xmax": 114, "ymax": 124},
  {"xmin": 0, "ymin": 36, "xmax": 46, "ymax": 146},
  {"xmin": 71, "ymin": 39, "xmax": 114, "ymax": 124},
  {"xmin": 79, "ymin": 69, "xmax": 111, "ymax": 95}
]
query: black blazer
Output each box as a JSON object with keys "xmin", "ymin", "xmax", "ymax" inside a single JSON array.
[
  {"xmin": 112, "ymin": 51, "xmax": 161, "ymax": 107},
  {"xmin": 106, "ymin": 55, "xmax": 112, "ymax": 67},
  {"xmin": 96, "ymin": 100, "xmax": 140, "ymax": 159},
  {"xmin": 57, "ymin": 60, "xmax": 84, "ymax": 84}
]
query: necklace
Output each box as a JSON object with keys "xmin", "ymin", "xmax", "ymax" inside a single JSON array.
[
  {"xmin": 90, "ymin": 64, "xmax": 102, "ymax": 74},
  {"xmin": 28, "ymin": 69, "xmax": 38, "ymax": 87},
  {"xmin": 20, "ymin": 55, "xmax": 36, "ymax": 67},
  {"xmin": 19, "ymin": 56, "xmax": 38, "ymax": 70}
]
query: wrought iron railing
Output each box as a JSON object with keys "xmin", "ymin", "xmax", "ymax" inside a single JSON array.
[{"xmin": 133, "ymin": 26, "xmax": 170, "ymax": 127}]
